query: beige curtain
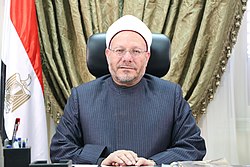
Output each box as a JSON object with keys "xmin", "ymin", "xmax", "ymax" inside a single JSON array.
[{"xmin": 35, "ymin": 0, "xmax": 247, "ymax": 124}]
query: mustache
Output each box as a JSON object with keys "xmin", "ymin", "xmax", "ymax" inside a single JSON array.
[{"xmin": 118, "ymin": 64, "xmax": 136, "ymax": 69}]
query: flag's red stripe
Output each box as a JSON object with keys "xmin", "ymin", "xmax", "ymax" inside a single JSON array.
[{"xmin": 10, "ymin": 0, "xmax": 44, "ymax": 91}]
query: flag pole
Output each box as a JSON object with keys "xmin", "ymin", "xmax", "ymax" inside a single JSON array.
[{"xmin": 0, "ymin": 61, "xmax": 7, "ymax": 141}]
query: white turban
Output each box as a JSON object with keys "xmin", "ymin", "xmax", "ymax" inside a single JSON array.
[{"xmin": 106, "ymin": 15, "xmax": 152, "ymax": 52}]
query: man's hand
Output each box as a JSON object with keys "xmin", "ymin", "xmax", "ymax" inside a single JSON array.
[
  {"xmin": 101, "ymin": 150, "xmax": 156, "ymax": 166},
  {"xmin": 135, "ymin": 157, "xmax": 156, "ymax": 166},
  {"xmin": 101, "ymin": 150, "xmax": 138, "ymax": 166}
]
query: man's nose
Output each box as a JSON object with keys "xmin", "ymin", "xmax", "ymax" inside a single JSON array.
[{"xmin": 122, "ymin": 51, "xmax": 133, "ymax": 60}]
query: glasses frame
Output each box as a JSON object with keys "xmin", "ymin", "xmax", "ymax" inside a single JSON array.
[{"xmin": 108, "ymin": 48, "xmax": 147, "ymax": 57}]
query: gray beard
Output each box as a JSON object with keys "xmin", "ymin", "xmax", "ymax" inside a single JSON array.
[{"xmin": 116, "ymin": 74, "xmax": 135, "ymax": 83}]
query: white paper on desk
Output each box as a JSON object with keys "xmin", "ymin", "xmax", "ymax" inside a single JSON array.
[{"xmin": 168, "ymin": 158, "xmax": 230, "ymax": 167}]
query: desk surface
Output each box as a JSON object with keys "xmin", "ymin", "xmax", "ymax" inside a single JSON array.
[
  {"xmin": 72, "ymin": 166, "xmax": 166, "ymax": 167},
  {"xmin": 72, "ymin": 165, "xmax": 249, "ymax": 167},
  {"xmin": 72, "ymin": 164, "xmax": 98, "ymax": 167}
]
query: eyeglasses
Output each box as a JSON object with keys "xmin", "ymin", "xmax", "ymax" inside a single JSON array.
[{"xmin": 109, "ymin": 48, "xmax": 147, "ymax": 57}]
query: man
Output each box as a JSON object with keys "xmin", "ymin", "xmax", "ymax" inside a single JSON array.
[{"xmin": 50, "ymin": 15, "xmax": 206, "ymax": 166}]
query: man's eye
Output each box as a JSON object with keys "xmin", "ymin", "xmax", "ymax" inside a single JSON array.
[
  {"xmin": 115, "ymin": 49, "xmax": 125, "ymax": 54},
  {"xmin": 133, "ymin": 50, "xmax": 141, "ymax": 54}
]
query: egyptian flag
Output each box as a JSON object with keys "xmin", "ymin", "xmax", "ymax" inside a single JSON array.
[{"xmin": 1, "ymin": 0, "xmax": 48, "ymax": 161}]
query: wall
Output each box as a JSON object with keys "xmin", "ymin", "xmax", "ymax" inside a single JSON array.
[{"xmin": 0, "ymin": 0, "xmax": 5, "ymax": 166}]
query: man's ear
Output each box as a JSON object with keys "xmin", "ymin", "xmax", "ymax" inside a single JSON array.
[
  {"xmin": 146, "ymin": 52, "xmax": 151, "ymax": 62},
  {"xmin": 105, "ymin": 48, "xmax": 110, "ymax": 60}
]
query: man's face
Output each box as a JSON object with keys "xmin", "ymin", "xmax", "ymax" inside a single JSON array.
[{"xmin": 105, "ymin": 31, "xmax": 150, "ymax": 87}]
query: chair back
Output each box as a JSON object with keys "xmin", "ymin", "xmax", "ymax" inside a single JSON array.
[{"xmin": 86, "ymin": 33, "xmax": 170, "ymax": 78}]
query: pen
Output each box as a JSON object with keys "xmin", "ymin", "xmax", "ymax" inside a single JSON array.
[{"xmin": 11, "ymin": 118, "xmax": 20, "ymax": 146}]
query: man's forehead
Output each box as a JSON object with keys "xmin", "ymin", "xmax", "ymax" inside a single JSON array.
[{"xmin": 110, "ymin": 30, "xmax": 147, "ymax": 47}]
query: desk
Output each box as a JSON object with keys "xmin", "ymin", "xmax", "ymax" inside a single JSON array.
[
  {"xmin": 72, "ymin": 164, "xmax": 98, "ymax": 167},
  {"xmin": 72, "ymin": 165, "xmax": 250, "ymax": 167},
  {"xmin": 30, "ymin": 160, "xmax": 250, "ymax": 167}
]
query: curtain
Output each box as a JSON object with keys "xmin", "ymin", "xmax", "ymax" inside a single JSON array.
[
  {"xmin": 198, "ymin": 10, "xmax": 250, "ymax": 165},
  {"xmin": 35, "ymin": 0, "xmax": 247, "ymax": 124},
  {"xmin": 164, "ymin": 1, "xmax": 247, "ymax": 121}
]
